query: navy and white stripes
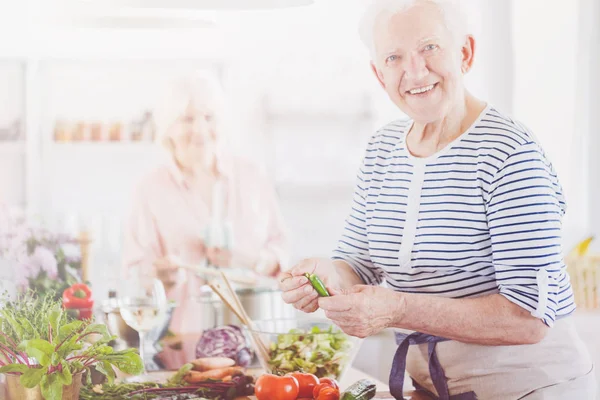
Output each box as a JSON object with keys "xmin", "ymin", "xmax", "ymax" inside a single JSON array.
[{"xmin": 332, "ymin": 105, "xmax": 574, "ymax": 327}]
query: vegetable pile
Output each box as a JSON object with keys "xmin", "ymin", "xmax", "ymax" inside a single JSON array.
[
  {"xmin": 255, "ymin": 373, "xmax": 376, "ymax": 400},
  {"xmin": 80, "ymin": 358, "xmax": 256, "ymax": 400},
  {"xmin": 268, "ymin": 326, "xmax": 351, "ymax": 378},
  {"xmin": 195, "ymin": 325, "xmax": 253, "ymax": 367}
]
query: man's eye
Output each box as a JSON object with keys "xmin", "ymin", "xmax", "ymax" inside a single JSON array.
[
  {"xmin": 424, "ymin": 44, "xmax": 438, "ymax": 51},
  {"xmin": 386, "ymin": 55, "xmax": 399, "ymax": 63}
]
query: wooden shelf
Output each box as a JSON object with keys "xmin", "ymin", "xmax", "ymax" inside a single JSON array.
[{"xmin": 47, "ymin": 141, "xmax": 158, "ymax": 152}]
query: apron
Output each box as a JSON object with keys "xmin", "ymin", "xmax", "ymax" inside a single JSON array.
[{"xmin": 389, "ymin": 318, "xmax": 596, "ymax": 399}]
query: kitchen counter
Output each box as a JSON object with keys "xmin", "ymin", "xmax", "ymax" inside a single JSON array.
[
  {"xmin": 0, "ymin": 330, "xmax": 430, "ymax": 399},
  {"xmin": 125, "ymin": 367, "xmax": 431, "ymax": 399}
]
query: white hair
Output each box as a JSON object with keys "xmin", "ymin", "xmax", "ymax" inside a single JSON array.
[
  {"xmin": 358, "ymin": 0, "xmax": 470, "ymax": 59},
  {"xmin": 154, "ymin": 71, "xmax": 228, "ymax": 149}
]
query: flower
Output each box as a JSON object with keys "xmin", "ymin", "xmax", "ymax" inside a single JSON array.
[
  {"xmin": 26, "ymin": 246, "xmax": 58, "ymax": 279},
  {"xmin": 0, "ymin": 207, "xmax": 82, "ymax": 299}
]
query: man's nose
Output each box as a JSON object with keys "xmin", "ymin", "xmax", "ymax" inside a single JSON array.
[{"xmin": 404, "ymin": 53, "xmax": 429, "ymax": 82}]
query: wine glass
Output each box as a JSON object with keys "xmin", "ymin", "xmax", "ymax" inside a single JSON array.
[{"xmin": 119, "ymin": 271, "xmax": 168, "ymax": 374}]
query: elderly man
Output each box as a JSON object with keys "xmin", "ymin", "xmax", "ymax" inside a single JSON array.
[{"xmin": 279, "ymin": 0, "xmax": 596, "ymax": 398}]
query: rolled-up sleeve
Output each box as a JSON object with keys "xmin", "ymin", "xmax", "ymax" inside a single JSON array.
[
  {"xmin": 486, "ymin": 141, "xmax": 567, "ymax": 327},
  {"xmin": 332, "ymin": 138, "xmax": 384, "ymax": 286}
]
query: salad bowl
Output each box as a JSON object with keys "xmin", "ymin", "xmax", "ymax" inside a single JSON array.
[{"xmin": 243, "ymin": 318, "xmax": 362, "ymax": 382}]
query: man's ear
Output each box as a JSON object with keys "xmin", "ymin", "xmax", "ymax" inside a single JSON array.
[
  {"xmin": 460, "ymin": 34, "xmax": 476, "ymax": 73},
  {"xmin": 371, "ymin": 61, "xmax": 386, "ymax": 89}
]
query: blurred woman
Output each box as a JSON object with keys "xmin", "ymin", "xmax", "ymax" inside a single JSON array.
[{"xmin": 123, "ymin": 73, "xmax": 288, "ymax": 334}]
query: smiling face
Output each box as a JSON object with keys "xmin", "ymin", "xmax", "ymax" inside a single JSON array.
[
  {"xmin": 168, "ymin": 99, "xmax": 219, "ymax": 172},
  {"xmin": 370, "ymin": 1, "xmax": 474, "ymax": 123}
]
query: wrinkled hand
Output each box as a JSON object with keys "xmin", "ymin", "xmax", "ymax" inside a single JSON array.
[
  {"xmin": 318, "ymin": 285, "xmax": 404, "ymax": 338},
  {"xmin": 206, "ymin": 247, "xmax": 232, "ymax": 268},
  {"xmin": 278, "ymin": 258, "xmax": 341, "ymax": 313},
  {"xmin": 154, "ymin": 258, "xmax": 180, "ymax": 290}
]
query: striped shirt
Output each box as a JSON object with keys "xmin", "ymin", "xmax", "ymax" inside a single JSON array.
[{"xmin": 332, "ymin": 105, "xmax": 575, "ymax": 327}]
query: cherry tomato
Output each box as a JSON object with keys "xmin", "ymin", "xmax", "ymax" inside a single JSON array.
[
  {"xmin": 254, "ymin": 374, "xmax": 299, "ymax": 400},
  {"xmin": 313, "ymin": 382, "xmax": 336, "ymax": 398},
  {"xmin": 289, "ymin": 372, "xmax": 319, "ymax": 398},
  {"xmin": 319, "ymin": 377, "xmax": 339, "ymax": 389},
  {"xmin": 316, "ymin": 386, "xmax": 341, "ymax": 400}
]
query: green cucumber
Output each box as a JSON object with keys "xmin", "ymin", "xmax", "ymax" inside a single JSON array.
[
  {"xmin": 304, "ymin": 272, "xmax": 330, "ymax": 296},
  {"xmin": 340, "ymin": 379, "xmax": 377, "ymax": 400}
]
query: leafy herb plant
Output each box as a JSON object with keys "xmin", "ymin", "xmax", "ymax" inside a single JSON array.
[{"xmin": 0, "ymin": 291, "xmax": 143, "ymax": 399}]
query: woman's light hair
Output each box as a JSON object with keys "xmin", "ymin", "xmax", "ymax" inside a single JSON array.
[
  {"xmin": 358, "ymin": 0, "xmax": 469, "ymax": 59},
  {"xmin": 154, "ymin": 71, "xmax": 228, "ymax": 150}
]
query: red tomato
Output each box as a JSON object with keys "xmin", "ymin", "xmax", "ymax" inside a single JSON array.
[
  {"xmin": 313, "ymin": 382, "xmax": 335, "ymax": 398},
  {"xmin": 319, "ymin": 377, "xmax": 339, "ymax": 389},
  {"xmin": 289, "ymin": 372, "xmax": 319, "ymax": 398},
  {"xmin": 316, "ymin": 387, "xmax": 341, "ymax": 400},
  {"xmin": 255, "ymin": 374, "xmax": 299, "ymax": 400}
]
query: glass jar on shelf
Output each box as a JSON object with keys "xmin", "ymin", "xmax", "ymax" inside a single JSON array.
[
  {"xmin": 54, "ymin": 120, "xmax": 72, "ymax": 143},
  {"xmin": 90, "ymin": 122, "xmax": 104, "ymax": 142},
  {"xmin": 109, "ymin": 122, "xmax": 123, "ymax": 142}
]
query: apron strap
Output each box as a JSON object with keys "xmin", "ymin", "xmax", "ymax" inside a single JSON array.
[
  {"xmin": 389, "ymin": 332, "xmax": 478, "ymax": 400},
  {"xmin": 428, "ymin": 340, "xmax": 450, "ymax": 399},
  {"xmin": 389, "ymin": 333, "xmax": 413, "ymax": 399}
]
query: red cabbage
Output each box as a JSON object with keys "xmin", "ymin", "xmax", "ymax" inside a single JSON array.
[{"xmin": 195, "ymin": 325, "xmax": 254, "ymax": 367}]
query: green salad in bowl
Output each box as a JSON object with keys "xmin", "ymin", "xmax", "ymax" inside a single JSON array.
[{"xmin": 244, "ymin": 319, "xmax": 361, "ymax": 380}]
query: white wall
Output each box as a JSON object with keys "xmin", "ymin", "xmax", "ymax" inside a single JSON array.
[
  {"xmin": 511, "ymin": 0, "xmax": 584, "ymax": 248},
  {"xmin": 582, "ymin": 0, "xmax": 600, "ymax": 240},
  {"xmin": 0, "ymin": 0, "xmax": 597, "ymax": 291},
  {"xmin": 0, "ymin": 0, "xmax": 542, "ymax": 283}
]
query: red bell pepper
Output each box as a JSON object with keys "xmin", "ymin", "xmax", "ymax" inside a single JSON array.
[{"xmin": 62, "ymin": 283, "xmax": 94, "ymax": 320}]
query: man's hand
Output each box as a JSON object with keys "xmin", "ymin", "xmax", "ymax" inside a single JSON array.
[
  {"xmin": 318, "ymin": 285, "xmax": 405, "ymax": 338},
  {"xmin": 278, "ymin": 258, "xmax": 342, "ymax": 313}
]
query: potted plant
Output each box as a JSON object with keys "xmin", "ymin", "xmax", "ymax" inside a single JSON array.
[{"xmin": 0, "ymin": 292, "xmax": 144, "ymax": 400}]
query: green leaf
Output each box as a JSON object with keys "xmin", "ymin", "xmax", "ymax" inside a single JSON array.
[
  {"xmin": 70, "ymin": 361, "xmax": 84, "ymax": 371},
  {"xmin": 51, "ymin": 352, "xmax": 62, "ymax": 366},
  {"xmin": 20, "ymin": 366, "xmax": 46, "ymax": 388},
  {"xmin": 18, "ymin": 339, "xmax": 54, "ymax": 366},
  {"xmin": 94, "ymin": 361, "xmax": 116, "ymax": 384},
  {"xmin": 107, "ymin": 350, "xmax": 144, "ymax": 375},
  {"xmin": 167, "ymin": 363, "xmax": 193, "ymax": 386},
  {"xmin": 58, "ymin": 362, "xmax": 72, "ymax": 385},
  {"xmin": 20, "ymin": 318, "xmax": 37, "ymax": 340},
  {"xmin": 94, "ymin": 344, "xmax": 114, "ymax": 355},
  {"xmin": 40, "ymin": 373, "xmax": 63, "ymax": 400},
  {"xmin": 58, "ymin": 320, "xmax": 84, "ymax": 338},
  {"xmin": 82, "ymin": 324, "xmax": 111, "ymax": 341},
  {"xmin": 85, "ymin": 367, "xmax": 92, "ymax": 386},
  {"xmin": 48, "ymin": 308, "xmax": 62, "ymax": 342},
  {"xmin": 0, "ymin": 364, "xmax": 29, "ymax": 374},
  {"xmin": 2, "ymin": 313, "xmax": 25, "ymax": 341}
]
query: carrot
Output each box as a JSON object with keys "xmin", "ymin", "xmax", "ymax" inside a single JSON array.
[
  {"xmin": 184, "ymin": 366, "xmax": 243, "ymax": 383},
  {"xmin": 190, "ymin": 356, "xmax": 236, "ymax": 371}
]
